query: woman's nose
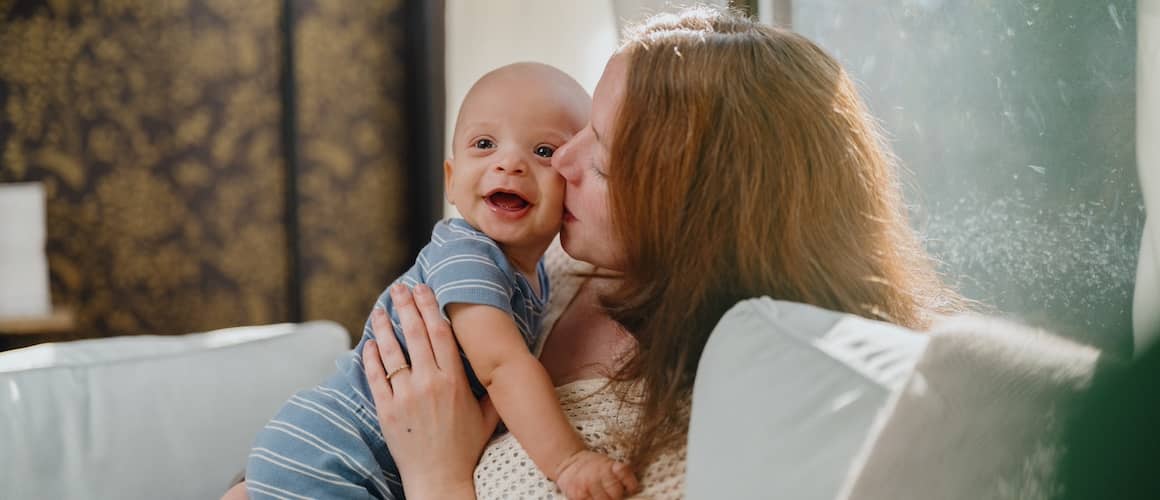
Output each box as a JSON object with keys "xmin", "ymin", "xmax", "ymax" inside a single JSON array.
[{"xmin": 551, "ymin": 137, "xmax": 580, "ymax": 183}]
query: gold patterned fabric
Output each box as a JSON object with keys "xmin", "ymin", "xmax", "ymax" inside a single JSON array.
[
  {"xmin": 292, "ymin": 0, "xmax": 410, "ymax": 345},
  {"xmin": 0, "ymin": 0, "xmax": 419, "ymax": 343}
]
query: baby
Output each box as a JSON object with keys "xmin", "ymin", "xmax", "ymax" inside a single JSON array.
[{"xmin": 247, "ymin": 63, "xmax": 637, "ymax": 499}]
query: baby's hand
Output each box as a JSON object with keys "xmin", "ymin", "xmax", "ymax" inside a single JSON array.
[{"xmin": 555, "ymin": 450, "xmax": 639, "ymax": 500}]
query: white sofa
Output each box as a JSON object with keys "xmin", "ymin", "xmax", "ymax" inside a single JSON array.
[
  {"xmin": 687, "ymin": 299, "xmax": 1103, "ymax": 500},
  {"xmin": 0, "ymin": 321, "xmax": 349, "ymax": 500},
  {"xmin": 0, "ymin": 301, "xmax": 1105, "ymax": 500},
  {"xmin": 686, "ymin": 298, "xmax": 929, "ymax": 499}
]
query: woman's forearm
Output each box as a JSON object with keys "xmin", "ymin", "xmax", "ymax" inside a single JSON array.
[{"xmin": 405, "ymin": 479, "xmax": 477, "ymax": 500}]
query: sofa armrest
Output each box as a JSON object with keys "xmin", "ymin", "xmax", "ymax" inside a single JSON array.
[
  {"xmin": 0, "ymin": 321, "xmax": 350, "ymax": 500},
  {"xmin": 837, "ymin": 315, "xmax": 1102, "ymax": 500},
  {"xmin": 685, "ymin": 298, "xmax": 926, "ymax": 500}
]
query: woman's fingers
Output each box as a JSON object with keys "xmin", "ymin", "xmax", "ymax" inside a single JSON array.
[
  {"xmin": 389, "ymin": 284, "xmax": 437, "ymax": 372},
  {"xmin": 413, "ymin": 284, "xmax": 461, "ymax": 375},
  {"xmin": 370, "ymin": 308, "xmax": 409, "ymax": 369},
  {"xmin": 363, "ymin": 339, "xmax": 393, "ymax": 400},
  {"xmin": 369, "ymin": 307, "xmax": 410, "ymax": 391},
  {"xmin": 220, "ymin": 481, "xmax": 247, "ymax": 500}
]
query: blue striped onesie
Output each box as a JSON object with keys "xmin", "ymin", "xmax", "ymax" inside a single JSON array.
[{"xmin": 247, "ymin": 218, "xmax": 549, "ymax": 499}]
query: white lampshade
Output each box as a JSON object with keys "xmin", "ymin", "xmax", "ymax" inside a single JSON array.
[{"xmin": 0, "ymin": 182, "xmax": 52, "ymax": 317}]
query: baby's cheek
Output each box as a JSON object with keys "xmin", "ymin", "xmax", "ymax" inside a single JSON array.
[{"xmin": 544, "ymin": 174, "xmax": 566, "ymax": 204}]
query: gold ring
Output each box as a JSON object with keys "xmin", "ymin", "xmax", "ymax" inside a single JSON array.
[{"xmin": 385, "ymin": 363, "xmax": 411, "ymax": 380}]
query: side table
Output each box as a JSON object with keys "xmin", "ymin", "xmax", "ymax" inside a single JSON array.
[{"xmin": 0, "ymin": 308, "xmax": 77, "ymax": 352}]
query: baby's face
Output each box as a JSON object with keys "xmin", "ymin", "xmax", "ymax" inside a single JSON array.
[{"xmin": 445, "ymin": 72, "xmax": 588, "ymax": 252}]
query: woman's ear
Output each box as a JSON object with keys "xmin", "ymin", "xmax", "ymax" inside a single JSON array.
[{"xmin": 443, "ymin": 158, "xmax": 455, "ymax": 205}]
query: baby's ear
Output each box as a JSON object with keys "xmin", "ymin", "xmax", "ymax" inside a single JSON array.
[{"xmin": 443, "ymin": 158, "xmax": 455, "ymax": 205}]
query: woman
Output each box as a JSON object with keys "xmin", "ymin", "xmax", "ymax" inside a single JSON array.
[{"xmin": 228, "ymin": 6, "xmax": 960, "ymax": 499}]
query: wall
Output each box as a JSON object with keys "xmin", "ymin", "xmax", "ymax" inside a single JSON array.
[
  {"xmin": 443, "ymin": 0, "xmax": 617, "ymax": 216},
  {"xmin": 441, "ymin": 0, "xmax": 727, "ymax": 216}
]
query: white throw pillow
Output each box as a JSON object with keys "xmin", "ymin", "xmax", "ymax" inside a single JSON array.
[
  {"xmin": 685, "ymin": 298, "xmax": 927, "ymax": 500},
  {"xmin": 836, "ymin": 315, "xmax": 1102, "ymax": 500},
  {"xmin": 0, "ymin": 321, "xmax": 349, "ymax": 500}
]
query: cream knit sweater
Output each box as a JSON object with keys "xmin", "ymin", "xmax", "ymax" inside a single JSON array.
[{"xmin": 472, "ymin": 242, "xmax": 687, "ymax": 499}]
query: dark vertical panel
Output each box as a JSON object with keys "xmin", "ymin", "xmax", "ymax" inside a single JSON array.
[
  {"xmin": 279, "ymin": 0, "xmax": 302, "ymax": 322},
  {"xmin": 402, "ymin": 0, "xmax": 446, "ymax": 256}
]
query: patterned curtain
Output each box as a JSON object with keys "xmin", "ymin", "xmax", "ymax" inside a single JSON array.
[{"xmin": 0, "ymin": 0, "xmax": 439, "ymax": 345}]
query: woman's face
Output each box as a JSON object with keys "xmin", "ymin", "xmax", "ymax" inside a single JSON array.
[{"xmin": 551, "ymin": 54, "xmax": 628, "ymax": 270}]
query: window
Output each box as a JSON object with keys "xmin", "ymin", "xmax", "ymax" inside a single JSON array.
[{"xmin": 792, "ymin": 1, "xmax": 1141, "ymax": 354}]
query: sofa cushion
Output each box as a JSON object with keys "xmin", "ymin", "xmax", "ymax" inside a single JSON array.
[
  {"xmin": 685, "ymin": 298, "xmax": 927, "ymax": 500},
  {"xmin": 0, "ymin": 321, "xmax": 349, "ymax": 500},
  {"xmin": 836, "ymin": 315, "xmax": 1103, "ymax": 500}
]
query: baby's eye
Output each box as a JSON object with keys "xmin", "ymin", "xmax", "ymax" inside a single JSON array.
[
  {"xmin": 473, "ymin": 138, "xmax": 495, "ymax": 149},
  {"xmin": 534, "ymin": 145, "xmax": 556, "ymax": 158}
]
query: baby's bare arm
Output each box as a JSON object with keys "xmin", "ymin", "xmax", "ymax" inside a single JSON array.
[
  {"xmin": 448, "ymin": 303, "xmax": 587, "ymax": 479},
  {"xmin": 450, "ymin": 304, "xmax": 640, "ymax": 498}
]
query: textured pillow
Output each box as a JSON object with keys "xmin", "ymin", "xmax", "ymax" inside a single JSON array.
[
  {"xmin": 0, "ymin": 321, "xmax": 349, "ymax": 500},
  {"xmin": 685, "ymin": 298, "xmax": 927, "ymax": 500},
  {"xmin": 836, "ymin": 315, "xmax": 1103, "ymax": 500}
]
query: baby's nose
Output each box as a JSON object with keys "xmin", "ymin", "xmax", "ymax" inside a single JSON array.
[{"xmin": 493, "ymin": 156, "xmax": 527, "ymax": 175}]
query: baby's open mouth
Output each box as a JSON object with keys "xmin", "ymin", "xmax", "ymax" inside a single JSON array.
[{"xmin": 486, "ymin": 191, "xmax": 530, "ymax": 211}]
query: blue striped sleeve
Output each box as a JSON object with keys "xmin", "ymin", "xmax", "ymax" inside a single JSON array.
[{"xmin": 421, "ymin": 221, "xmax": 515, "ymax": 320}]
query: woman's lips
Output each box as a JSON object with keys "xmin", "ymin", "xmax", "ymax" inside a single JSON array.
[{"xmin": 562, "ymin": 208, "xmax": 576, "ymax": 223}]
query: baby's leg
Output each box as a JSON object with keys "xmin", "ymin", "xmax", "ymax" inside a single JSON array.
[{"xmin": 246, "ymin": 383, "xmax": 402, "ymax": 499}]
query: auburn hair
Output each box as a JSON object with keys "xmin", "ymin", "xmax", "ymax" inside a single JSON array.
[{"xmin": 601, "ymin": 7, "xmax": 965, "ymax": 467}]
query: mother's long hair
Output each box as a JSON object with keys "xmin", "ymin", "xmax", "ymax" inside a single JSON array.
[{"xmin": 602, "ymin": 7, "xmax": 964, "ymax": 467}]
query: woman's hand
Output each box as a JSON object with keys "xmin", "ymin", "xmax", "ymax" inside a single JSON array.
[{"xmin": 363, "ymin": 284, "xmax": 501, "ymax": 500}]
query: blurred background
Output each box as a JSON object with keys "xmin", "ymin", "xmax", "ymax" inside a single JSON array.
[
  {"xmin": 0, "ymin": 0, "xmax": 1147, "ymax": 357},
  {"xmin": 792, "ymin": 0, "xmax": 1142, "ymax": 354},
  {"xmin": 0, "ymin": 0, "xmax": 443, "ymax": 348}
]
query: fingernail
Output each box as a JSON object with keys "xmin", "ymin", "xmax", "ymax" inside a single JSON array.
[{"xmin": 416, "ymin": 284, "xmax": 432, "ymax": 295}]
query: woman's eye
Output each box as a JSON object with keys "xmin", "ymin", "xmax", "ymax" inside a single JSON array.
[
  {"xmin": 473, "ymin": 138, "xmax": 495, "ymax": 149},
  {"xmin": 534, "ymin": 145, "xmax": 556, "ymax": 158}
]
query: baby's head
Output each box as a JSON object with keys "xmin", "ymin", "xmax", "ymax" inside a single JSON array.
[{"xmin": 445, "ymin": 62, "xmax": 590, "ymax": 256}]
